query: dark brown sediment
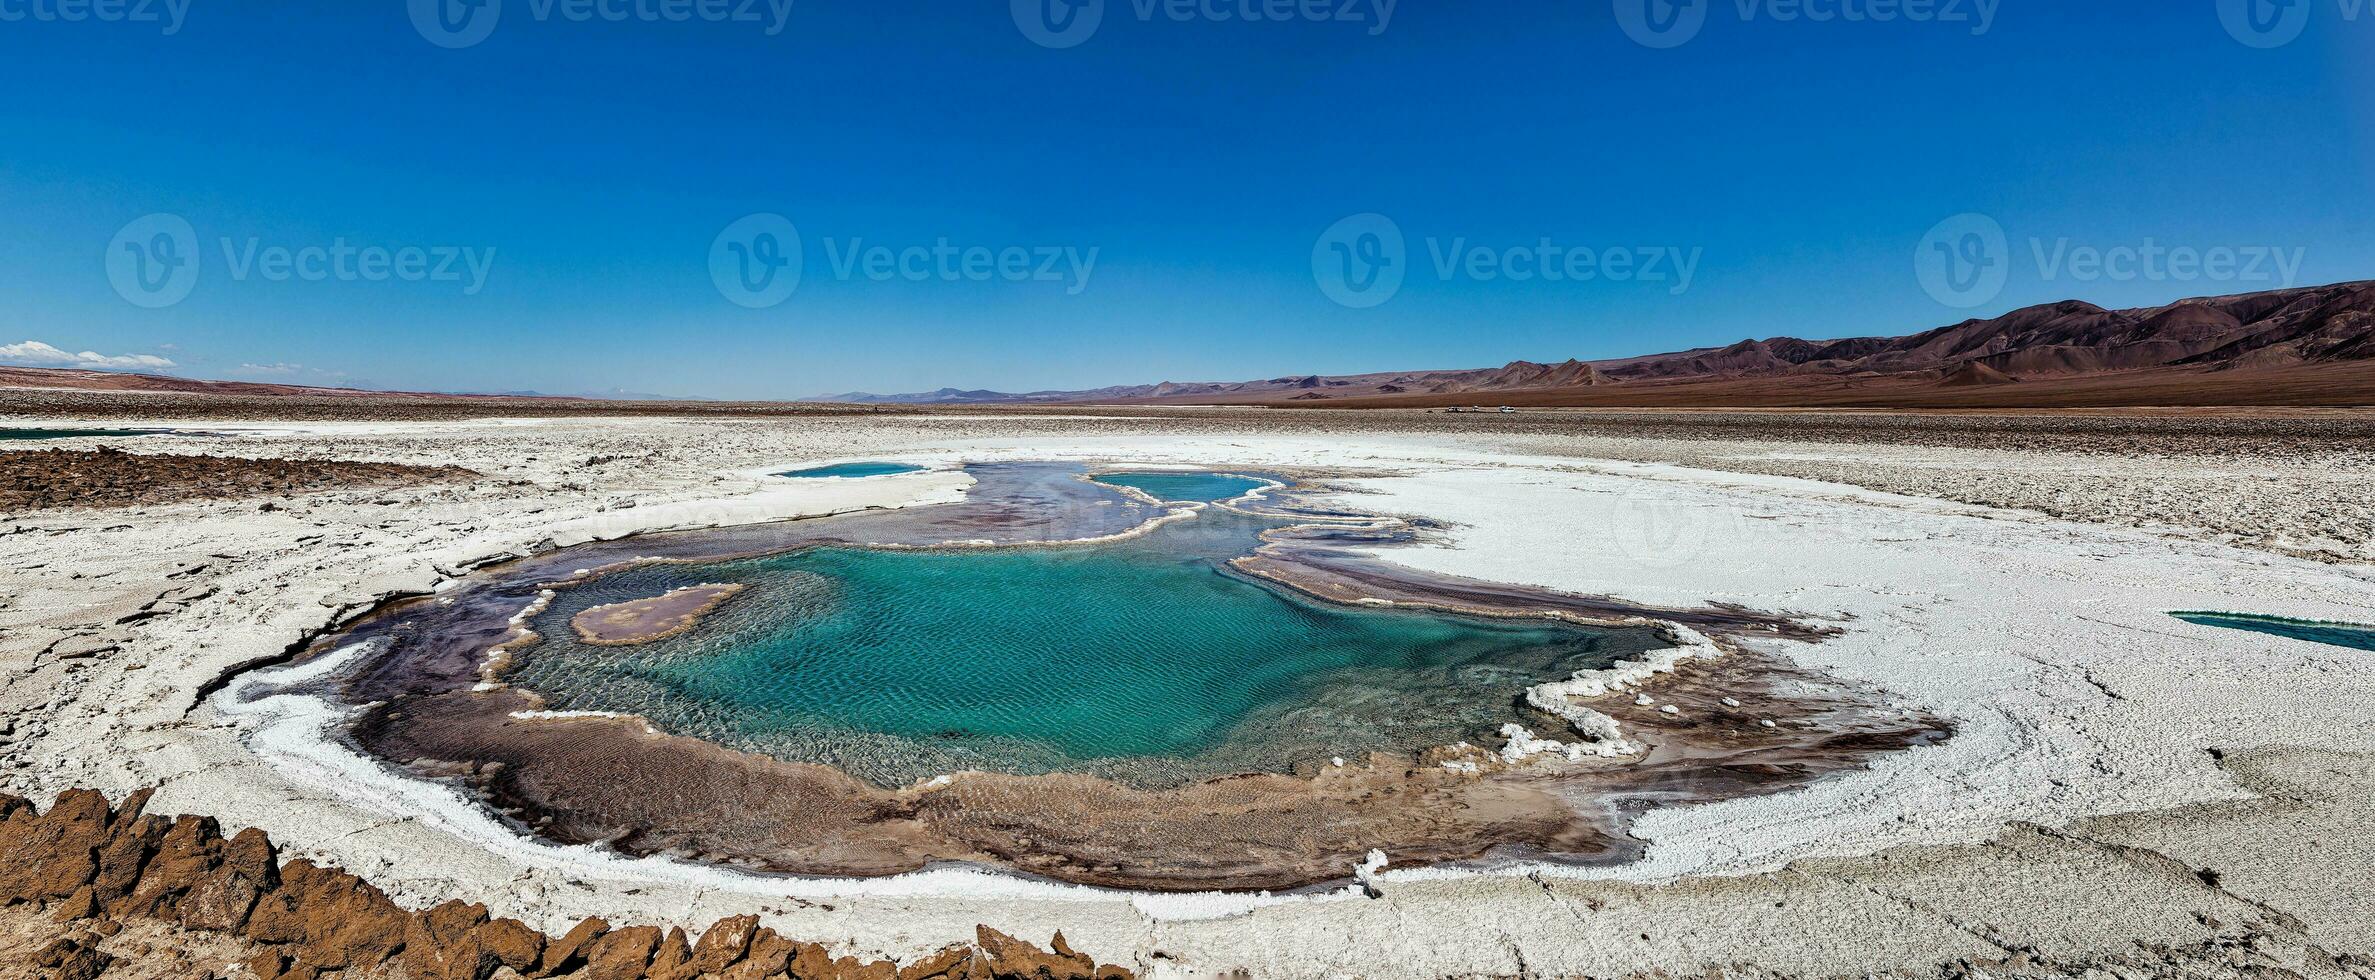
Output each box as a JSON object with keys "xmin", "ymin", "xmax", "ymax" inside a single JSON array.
[
  {"xmin": 256, "ymin": 462, "xmax": 1946, "ymax": 893},
  {"xmin": 0, "ymin": 446, "xmax": 475, "ymax": 512},
  {"xmin": 356, "ymin": 645, "xmax": 1942, "ymax": 892},
  {"xmin": 0, "ymin": 787, "xmax": 1135, "ymax": 979}
]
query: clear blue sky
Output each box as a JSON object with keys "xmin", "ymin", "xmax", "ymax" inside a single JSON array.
[{"xmin": 2, "ymin": 1, "xmax": 2368, "ymax": 398}]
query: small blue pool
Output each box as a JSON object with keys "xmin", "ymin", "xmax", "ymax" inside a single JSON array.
[
  {"xmin": 776, "ymin": 461, "xmax": 929, "ymax": 479},
  {"xmin": 1089, "ymin": 470, "xmax": 1270, "ymax": 503},
  {"xmin": 2172, "ymin": 612, "xmax": 2375, "ymax": 652}
]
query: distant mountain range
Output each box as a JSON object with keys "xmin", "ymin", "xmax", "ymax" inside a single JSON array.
[
  {"xmin": 11, "ymin": 282, "xmax": 2371, "ymax": 411},
  {"xmin": 0, "ymin": 368, "xmax": 708, "ymax": 403},
  {"xmin": 820, "ymin": 281, "xmax": 2375, "ymax": 407}
]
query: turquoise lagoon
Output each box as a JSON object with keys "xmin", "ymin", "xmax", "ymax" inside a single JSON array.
[
  {"xmin": 777, "ymin": 461, "xmax": 929, "ymax": 479},
  {"xmin": 513, "ymin": 501, "xmax": 1648, "ymax": 788},
  {"xmin": 1089, "ymin": 470, "xmax": 1270, "ymax": 503},
  {"xmin": 2172, "ymin": 612, "xmax": 2375, "ymax": 652}
]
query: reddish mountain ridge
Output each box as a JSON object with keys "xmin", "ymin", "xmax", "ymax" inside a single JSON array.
[
  {"xmin": 821, "ymin": 282, "xmax": 2375, "ymax": 406},
  {"xmin": 13, "ymin": 283, "xmax": 2372, "ymax": 410},
  {"xmin": 1602, "ymin": 281, "xmax": 2375, "ymax": 382}
]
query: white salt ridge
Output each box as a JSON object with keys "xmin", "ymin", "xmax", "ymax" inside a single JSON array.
[
  {"xmin": 507, "ymin": 710, "xmax": 662, "ymax": 736},
  {"xmin": 472, "ymin": 590, "xmax": 557, "ymax": 692},
  {"xmin": 1501, "ymin": 625, "xmax": 1724, "ymax": 762}
]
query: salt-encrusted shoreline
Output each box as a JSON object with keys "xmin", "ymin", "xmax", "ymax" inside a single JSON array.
[
  {"xmin": 7, "ymin": 414, "xmax": 2374, "ymax": 978},
  {"xmin": 269, "ymin": 457, "xmax": 1870, "ymax": 894}
]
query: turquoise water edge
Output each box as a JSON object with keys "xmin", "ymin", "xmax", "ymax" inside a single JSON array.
[
  {"xmin": 777, "ymin": 461, "xmax": 928, "ymax": 478},
  {"xmin": 515, "ymin": 494, "xmax": 1646, "ymax": 788},
  {"xmin": 1089, "ymin": 470, "xmax": 1270, "ymax": 503},
  {"xmin": 2172, "ymin": 611, "xmax": 2375, "ymax": 652}
]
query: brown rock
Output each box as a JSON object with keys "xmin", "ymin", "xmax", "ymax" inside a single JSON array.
[
  {"xmin": 895, "ymin": 944, "xmax": 975, "ymax": 980},
  {"xmin": 975, "ymin": 926, "xmax": 1098, "ymax": 980},
  {"xmin": 537, "ymin": 916, "xmax": 610, "ymax": 976},
  {"xmin": 182, "ymin": 825, "xmax": 278, "ymax": 932},
  {"xmin": 718, "ymin": 928, "xmax": 799, "ymax": 979},
  {"xmin": 789, "ymin": 941, "xmax": 899, "ymax": 980},
  {"xmin": 51, "ymin": 944, "xmax": 116, "ymax": 980},
  {"xmin": 34, "ymin": 932, "xmax": 87, "ymax": 967},
  {"xmin": 243, "ymin": 950, "xmax": 293, "ymax": 980},
  {"xmin": 0, "ymin": 790, "xmax": 113, "ymax": 903},
  {"xmin": 475, "ymin": 916, "xmax": 546, "ymax": 973},
  {"xmin": 399, "ymin": 900, "xmax": 505, "ymax": 980},
  {"xmin": 580, "ymin": 924, "xmax": 662, "ymax": 980},
  {"xmin": 645, "ymin": 925, "xmax": 696, "ymax": 979},
  {"xmin": 243, "ymin": 858, "xmax": 410, "ymax": 969},
  {"xmin": 243, "ymin": 949, "xmax": 321, "ymax": 980},
  {"xmin": 51, "ymin": 885, "xmax": 98, "ymax": 922},
  {"xmin": 0, "ymin": 788, "xmax": 1139, "ymax": 980},
  {"xmin": 425, "ymin": 899, "xmax": 493, "ymax": 942},
  {"xmin": 689, "ymin": 913, "xmax": 760, "ymax": 973},
  {"xmin": 111, "ymin": 787, "xmax": 157, "ymax": 823},
  {"xmin": 115, "ymin": 814, "xmax": 223, "ymax": 920},
  {"xmin": 91, "ymin": 812, "xmax": 170, "ymax": 906}
]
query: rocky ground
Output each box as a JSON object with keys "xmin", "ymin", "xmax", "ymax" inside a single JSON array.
[
  {"xmin": 0, "ymin": 446, "xmax": 475, "ymax": 512},
  {"xmin": 0, "ymin": 788, "xmax": 1131, "ymax": 980}
]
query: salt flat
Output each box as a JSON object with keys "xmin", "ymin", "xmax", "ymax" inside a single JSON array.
[{"xmin": 2, "ymin": 407, "xmax": 2369, "ymax": 979}]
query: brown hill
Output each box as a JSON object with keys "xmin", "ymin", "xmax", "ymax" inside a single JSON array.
[
  {"xmin": 1939, "ymin": 362, "xmax": 2019, "ymax": 387},
  {"xmin": 1600, "ymin": 281, "xmax": 2375, "ymax": 382},
  {"xmin": 1244, "ymin": 281, "xmax": 2375, "ymax": 408}
]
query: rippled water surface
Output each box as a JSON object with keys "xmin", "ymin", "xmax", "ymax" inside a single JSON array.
[{"xmin": 511, "ymin": 497, "xmax": 1649, "ymax": 788}]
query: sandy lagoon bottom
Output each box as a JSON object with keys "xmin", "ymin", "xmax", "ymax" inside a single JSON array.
[{"xmin": 242, "ymin": 462, "xmax": 1944, "ymax": 892}]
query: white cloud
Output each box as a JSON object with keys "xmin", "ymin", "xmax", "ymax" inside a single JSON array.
[
  {"xmin": 235, "ymin": 362, "xmax": 304, "ymax": 375},
  {"xmin": 0, "ymin": 340, "xmax": 176, "ymax": 371}
]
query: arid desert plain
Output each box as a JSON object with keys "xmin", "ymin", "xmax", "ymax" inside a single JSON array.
[{"xmin": 2, "ymin": 393, "xmax": 2371, "ymax": 980}]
